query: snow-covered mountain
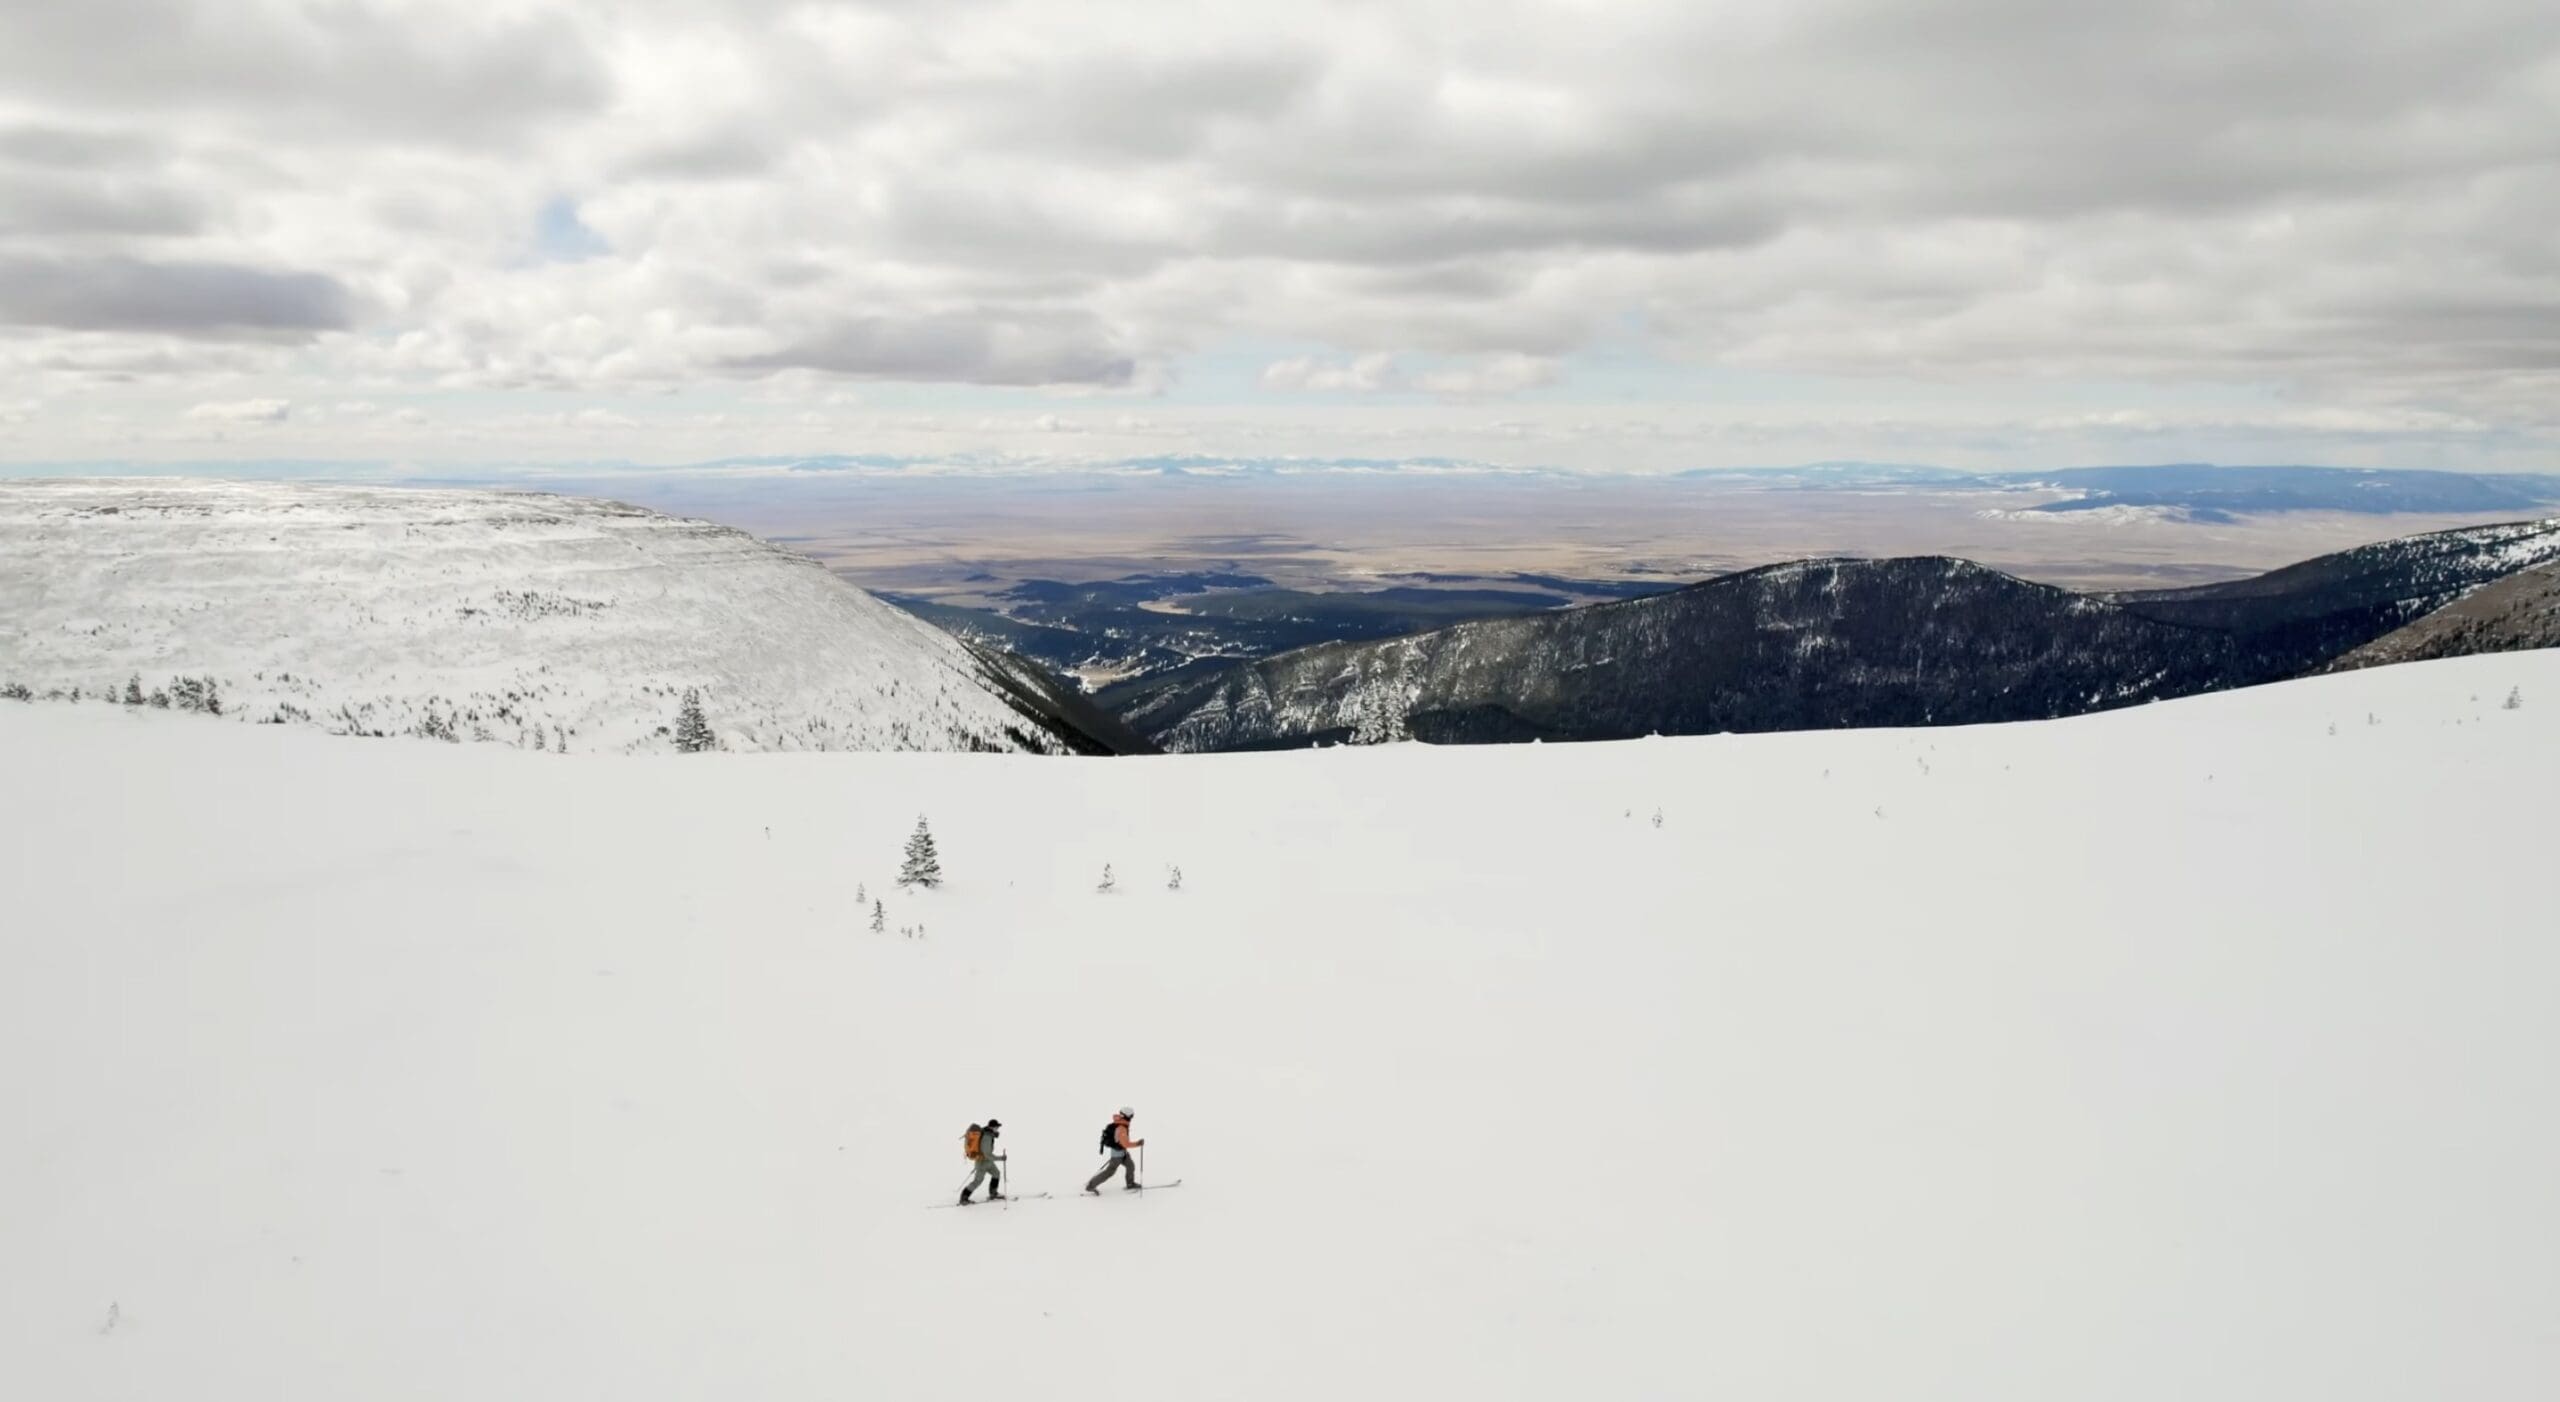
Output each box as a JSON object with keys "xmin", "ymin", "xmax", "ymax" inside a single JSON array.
[
  {"xmin": 0, "ymin": 479, "xmax": 1134, "ymax": 754},
  {"xmin": 5, "ymin": 652, "xmax": 2555, "ymax": 1401},
  {"xmin": 1120, "ymin": 518, "xmax": 2560, "ymax": 751},
  {"xmin": 2111, "ymin": 516, "xmax": 2560, "ymax": 668},
  {"xmin": 2328, "ymin": 559, "xmax": 2560, "ymax": 671}
]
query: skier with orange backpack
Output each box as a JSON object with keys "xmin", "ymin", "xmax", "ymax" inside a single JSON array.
[{"xmin": 958, "ymin": 1118, "xmax": 1006, "ymax": 1205}]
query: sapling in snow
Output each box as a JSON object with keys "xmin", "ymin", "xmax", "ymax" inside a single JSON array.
[
  {"xmin": 1097, "ymin": 863, "xmax": 1116, "ymax": 894},
  {"xmin": 900, "ymin": 817, "xmax": 942, "ymax": 887},
  {"xmin": 673, "ymin": 688, "xmax": 715, "ymax": 753},
  {"xmin": 2507, "ymin": 687, "xmax": 2525, "ymax": 711}
]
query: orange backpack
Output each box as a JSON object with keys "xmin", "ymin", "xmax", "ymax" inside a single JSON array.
[{"xmin": 963, "ymin": 1125, "xmax": 983, "ymax": 1159}]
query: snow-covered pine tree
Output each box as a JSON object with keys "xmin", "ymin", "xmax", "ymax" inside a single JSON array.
[
  {"xmin": 1167, "ymin": 865, "xmax": 1183, "ymax": 892},
  {"xmin": 2507, "ymin": 687, "xmax": 2525, "ymax": 711},
  {"xmin": 123, "ymin": 674, "xmax": 143, "ymax": 705},
  {"xmin": 674, "ymin": 688, "xmax": 715, "ymax": 753},
  {"xmin": 870, "ymin": 899, "xmax": 886, "ymax": 933},
  {"xmin": 900, "ymin": 817, "xmax": 942, "ymax": 888},
  {"xmin": 1097, "ymin": 863, "xmax": 1116, "ymax": 894}
]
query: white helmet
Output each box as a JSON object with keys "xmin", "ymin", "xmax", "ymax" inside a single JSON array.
[{"xmin": 1119, "ymin": 1106, "xmax": 1135, "ymax": 1118}]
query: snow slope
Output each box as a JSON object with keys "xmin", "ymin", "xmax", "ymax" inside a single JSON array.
[
  {"xmin": 5, "ymin": 653, "xmax": 2557, "ymax": 1401},
  {"xmin": 0, "ymin": 479, "xmax": 1101, "ymax": 753}
]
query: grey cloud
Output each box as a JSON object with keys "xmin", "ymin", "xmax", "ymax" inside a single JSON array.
[
  {"xmin": 618, "ymin": 127, "xmax": 788, "ymax": 182},
  {"xmin": 0, "ymin": 124, "xmax": 162, "ymax": 168},
  {"xmin": 0, "ymin": 173, "xmax": 206, "ymax": 236},
  {"xmin": 0, "ymin": 256, "xmax": 357, "ymax": 339},
  {"xmin": 1213, "ymin": 189, "xmax": 1789, "ymax": 266},
  {"xmin": 953, "ymin": 48, "xmax": 1325, "ymax": 164},
  {"xmin": 724, "ymin": 312, "xmax": 1137, "ymax": 387},
  {"xmin": 0, "ymin": 0, "xmax": 609, "ymax": 146}
]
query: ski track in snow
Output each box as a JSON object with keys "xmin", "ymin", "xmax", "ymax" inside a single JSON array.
[{"xmin": 4, "ymin": 651, "xmax": 2558, "ymax": 1400}]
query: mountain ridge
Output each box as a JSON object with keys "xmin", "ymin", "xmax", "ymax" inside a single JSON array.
[{"xmin": 1121, "ymin": 518, "xmax": 2560, "ymax": 751}]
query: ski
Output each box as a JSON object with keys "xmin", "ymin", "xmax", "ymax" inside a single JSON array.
[
  {"xmin": 927, "ymin": 1192, "xmax": 1052, "ymax": 1210},
  {"xmin": 1081, "ymin": 1179, "xmax": 1183, "ymax": 1196}
]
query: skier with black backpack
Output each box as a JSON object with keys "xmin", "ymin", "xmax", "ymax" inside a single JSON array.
[
  {"xmin": 958, "ymin": 1118, "xmax": 1006, "ymax": 1205},
  {"xmin": 1083, "ymin": 1107, "xmax": 1143, "ymax": 1194}
]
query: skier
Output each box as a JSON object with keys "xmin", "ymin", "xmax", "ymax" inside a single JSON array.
[
  {"xmin": 1083, "ymin": 1107, "xmax": 1144, "ymax": 1194},
  {"xmin": 959, "ymin": 1118, "xmax": 1006, "ymax": 1205}
]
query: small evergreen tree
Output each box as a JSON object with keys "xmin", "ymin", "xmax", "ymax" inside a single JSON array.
[
  {"xmin": 900, "ymin": 816, "xmax": 942, "ymax": 887},
  {"xmin": 2506, "ymin": 686, "xmax": 2524, "ymax": 711},
  {"xmin": 674, "ymin": 688, "xmax": 715, "ymax": 753},
  {"xmin": 870, "ymin": 899, "xmax": 886, "ymax": 933},
  {"xmin": 1097, "ymin": 863, "xmax": 1116, "ymax": 894},
  {"xmin": 124, "ymin": 674, "xmax": 143, "ymax": 705},
  {"xmin": 1166, "ymin": 865, "xmax": 1182, "ymax": 892}
]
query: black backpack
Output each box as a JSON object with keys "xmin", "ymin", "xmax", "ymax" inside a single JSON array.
[{"xmin": 1097, "ymin": 1121, "xmax": 1117, "ymax": 1153}]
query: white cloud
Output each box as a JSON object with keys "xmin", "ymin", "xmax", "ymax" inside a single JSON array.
[
  {"xmin": 1261, "ymin": 352, "xmax": 1562, "ymax": 398},
  {"xmin": 1261, "ymin": 353, "xmax": 1401, "ymax": 393},
  {"xmin": 183, "ymin": 397, "xmax": 291, "ymax": 423},
  {"xmin": 1415, "ymin": 354, "xmax": 1562, "ymax": 398}
]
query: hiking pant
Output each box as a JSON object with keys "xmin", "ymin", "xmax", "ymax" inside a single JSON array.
[
  {"xmin": 1085, "ymin": 1149, "xmax": 1136, "ymax": 1192},
  {"xmin": 964, "ymin": 1156, "xmax": 1001, "ymax": 1196}
]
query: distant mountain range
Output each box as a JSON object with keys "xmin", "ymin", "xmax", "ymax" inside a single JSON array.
[
  {"xmin": 1117, "ymin": 519, "xmax": 2560, "ymax": 752},
  {"xmin": 698, "ymin": 458, "xmax": 2560, "ymax": 516},
  {"xmin": 1680, "ymin": 463, "xmax": 2560, "ymax": 522}
]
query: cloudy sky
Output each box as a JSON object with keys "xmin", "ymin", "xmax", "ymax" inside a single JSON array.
[{"xmin": 2, "ymin": 0, "xmax": 2556, "ymax": 473}]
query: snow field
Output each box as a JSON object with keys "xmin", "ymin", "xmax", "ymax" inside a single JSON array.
[{"xmin": 4, "ymin": 651, "xmax": 2557, "ymax": 1400}]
